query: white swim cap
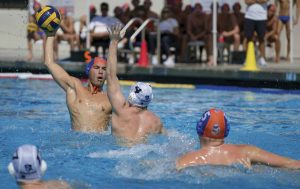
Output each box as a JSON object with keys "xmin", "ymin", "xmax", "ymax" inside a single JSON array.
[
  {"xmin": 128, "ymin": 82, "xmax": 153, "ymax": 108},
  {"xmin": 7, "ymin": 144, "xmax": 47, "ymax": 182}
]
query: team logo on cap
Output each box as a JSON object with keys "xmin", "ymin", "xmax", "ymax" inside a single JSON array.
[{"xmin": 211, "ymin": 124, "xmax": 220, "ymax": 136}]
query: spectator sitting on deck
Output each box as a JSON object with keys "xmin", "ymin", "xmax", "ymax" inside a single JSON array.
[
  {"xmin": 186, "ymin": 3, "xmax": 210, "ymax": 63},
  {"xmin": 79, "ymin": 4, "xmax": 98, "ymax": 50},
  {"xmin": 55, "ymin": 7, "xmax": 78, "ymax": 59},
  {"xmin": 89, "ymin": 2, "xmax": 121, "ymax": 56},
  {"xmin": 27, "ymin": 0, "xmax": 46, "ymax": 61}
]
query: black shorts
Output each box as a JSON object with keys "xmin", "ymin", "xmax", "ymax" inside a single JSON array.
[{"xmin": 244, "ymin": 18, "xmax": 266, "ymax": 41}]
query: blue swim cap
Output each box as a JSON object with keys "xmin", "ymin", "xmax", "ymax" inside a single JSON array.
[{"xmin": 85, "ymin": 57, "xmax": 107, "ymax": 75}]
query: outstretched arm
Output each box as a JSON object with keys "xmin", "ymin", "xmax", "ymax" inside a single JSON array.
[
  {"xmin": 245, "ymin": 145, "xmax": 300, "ymax": 169},
  {"xmin": 44, "ymin": 34, "xmax": 76, "ymax": 92},
  {"xmin": 106, "ymin": 24, "xmax": 127, "ymax": 115}
]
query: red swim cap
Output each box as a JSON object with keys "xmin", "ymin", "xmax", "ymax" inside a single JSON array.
[{"xmin": 196, "ymin": 109, "xmax": 230, "ymax": 139}]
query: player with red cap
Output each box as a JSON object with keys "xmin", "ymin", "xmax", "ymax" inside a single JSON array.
[{"xmin": 176, "ymin": 108, "xmax": 300, "ymax": 170}]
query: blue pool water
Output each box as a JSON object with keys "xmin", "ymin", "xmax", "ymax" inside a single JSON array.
[{"xmin": 1, "ymin": 78, "xmax": 300, "ymax": 189}]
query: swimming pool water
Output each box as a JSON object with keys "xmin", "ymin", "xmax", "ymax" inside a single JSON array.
[{"xmin": 0, "ymin": 79, "xmax": 300, "ymax": 189}]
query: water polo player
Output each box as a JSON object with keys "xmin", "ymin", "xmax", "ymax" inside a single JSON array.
[
  {"xmin": 176, "ymin": 108, "xmax": 300, "ymax": 170},
  {"xmin": 8, "ymin": 144, "xmax": 71, "ymax": 188},
  {"xmin": 43, "ymin": 19, "xmax": 112, "ymax": 132},
  {"xmin": 106, "ymin": 24, "xmax": 164, "ymax": 144}
]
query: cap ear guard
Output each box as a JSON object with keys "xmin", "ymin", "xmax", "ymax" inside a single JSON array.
[
  {"xmin": 196, "ymin": 110, "xmax": 210, "ymax": 136},
  {"xmin": 7, "ymin": 160, "xmax": 47, "ymax": 178},
  {"xmin": 223, "ymin": 113, "xmax": 230, "ymax": 138},
  {"xmin": 8, "ymin": 162, "xmax": 15, "ymax": 176}
]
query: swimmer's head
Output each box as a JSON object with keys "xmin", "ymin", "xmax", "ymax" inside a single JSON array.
[
  {"xmin": 7, "ymin": 144, "xmax": 47, "ymax": 182},
  {"xmin": 128, "ymin": 82, "xmax": 153, "ymax": 108},
  {"xmin": 196, "ymin": 109, "xmax": 230, "ymax": 139},
  {"xmin": 85, "ymin": 57, "xmax": 107, "ymax": 75}
]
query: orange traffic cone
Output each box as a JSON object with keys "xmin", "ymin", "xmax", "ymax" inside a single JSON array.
[
  {"xmin": 137, "ymin": 39, "xmax": 149, "ymax": 67},
  {"xmin": 241, "ymin": 41, "xmax": 259, "ymax": 71}
]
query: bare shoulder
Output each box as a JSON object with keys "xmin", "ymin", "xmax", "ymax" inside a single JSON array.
[
  {"xmin": 146, "ymin": 110, "xmax": 162, "ymax": 127},
  {"xmin": 176, "ymin": 150, "xmax": 204, "ymax": 170},
  {"xmin": 45, "ymin": 180, "xmax": 72, "ymax": 189}
]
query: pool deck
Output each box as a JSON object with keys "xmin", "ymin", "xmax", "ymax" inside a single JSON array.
[{"xmin": 1, "ymin": 48, "xmax": 300, "ymax": 89}]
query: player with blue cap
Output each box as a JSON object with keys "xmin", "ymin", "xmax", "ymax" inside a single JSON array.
[
  {"xmin": 43, "ymin": 20, "xmax": 112, "ymax": 132},
  {"xmin": 176, "ymin": 108, "xmax": 300, "ymax": 170}
]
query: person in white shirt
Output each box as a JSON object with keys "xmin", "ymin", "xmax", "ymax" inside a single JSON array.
[{"xmin": 244, "ymin": 0, "xmax": 268, "ymax": 66}]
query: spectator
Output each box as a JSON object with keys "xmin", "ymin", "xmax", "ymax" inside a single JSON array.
[
  {"xmin": 79, "ymin": 4, "xmax": 97, "ymax": 50},
  {"xmin": 170, "ymin": 0, "xmax": 188, "ymax": 62},
  {"xmin": 232, "ymin": 2, "xmax": 245, "ymax": 49},
  {"xmin": 55, "ymin": 7, "xmax": 78, "ymax": 59},
  {"xmin": 218, "ymin": 3, "xmax": 240, "ymax": 51},
  {"xmin": 114, "ymin": 6, "xmax": 129, "ymax": 24},
  {"xmin": 186, "ymin": 3, "xmax": 211, "ymax": 63},
  {"xmin": 148, "ymin": 7, "xmax": 179, "ymax": 67},
  {"xmin": 89, "ymin": 2, "xmax": 121, "ymax": 56},
  {"xmin": 26, "ymin": 0, "xmax": 45, "ymax": 61},
  {"xmin": 176, "ymin": 109, "xmax": 300, "ymax": 170},
  {"xmin": 129, "ymin": 0, "xmax": 141, "ymax": 19},
  {"xmin": 143, "ymin": 0, "xmax": 159, "ymax": 32},
  {"xmin": 183, "ymin": 4, "xmax": 193, "ymax": 15},
  {"xmin": 144, "ymin": 0, "xmax": 158, "ymax": 19},
  {"xmin": 265, "ymin": 4, "xmax": 280, "ymax": 63},
  {"xmin": 275, "ymin": 0, "xmax": 293, "ymax": 60},
  {"xmin": 8, "ymin": 144, "xmax": 72, "ymax": 189},
  {"xmin": 244, "ymin": 0, "xmax": 268, "ymax": 66}
]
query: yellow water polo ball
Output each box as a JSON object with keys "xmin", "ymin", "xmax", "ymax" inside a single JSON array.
[{"xmin": 35, "ymin": 5, "xmax": 61, "ymax": 32}]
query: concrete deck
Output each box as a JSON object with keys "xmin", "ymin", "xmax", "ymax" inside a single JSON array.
[{"xmin": 1, "ymin": 48, "xmax": 300, "ymax": 89}]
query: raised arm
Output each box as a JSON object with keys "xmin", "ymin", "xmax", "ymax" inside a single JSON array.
[
  {"xmin": 44, "ymin": 34, "xmax": 76, "ymax": 92},
  {"xmin": 106, "ymin": 24, "xmax": 127, "ymax": 115},
  {"xmin": 245, "ymin": 145, "xmax": 300, "ymax": 169}
]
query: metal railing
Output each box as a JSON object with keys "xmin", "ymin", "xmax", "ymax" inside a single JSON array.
[{"xmin": 129, "ymin": 18, "xmax": 161, "ymax": 65}]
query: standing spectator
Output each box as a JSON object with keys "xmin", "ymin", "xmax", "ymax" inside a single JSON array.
[
  {"xmin": 265, "ymin": 4, "xmax": 280, "ymax": 63},
  {"xmin": 244, "ymin": 0, "xmax": 268, "ymax": 66},
  {"xmin": 232, "ymin": 2, "xmax": 245, "ymax": 49},
  {"xmin": 275, "ymin": 0, "xmax": 294, "ymax": 60}
]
